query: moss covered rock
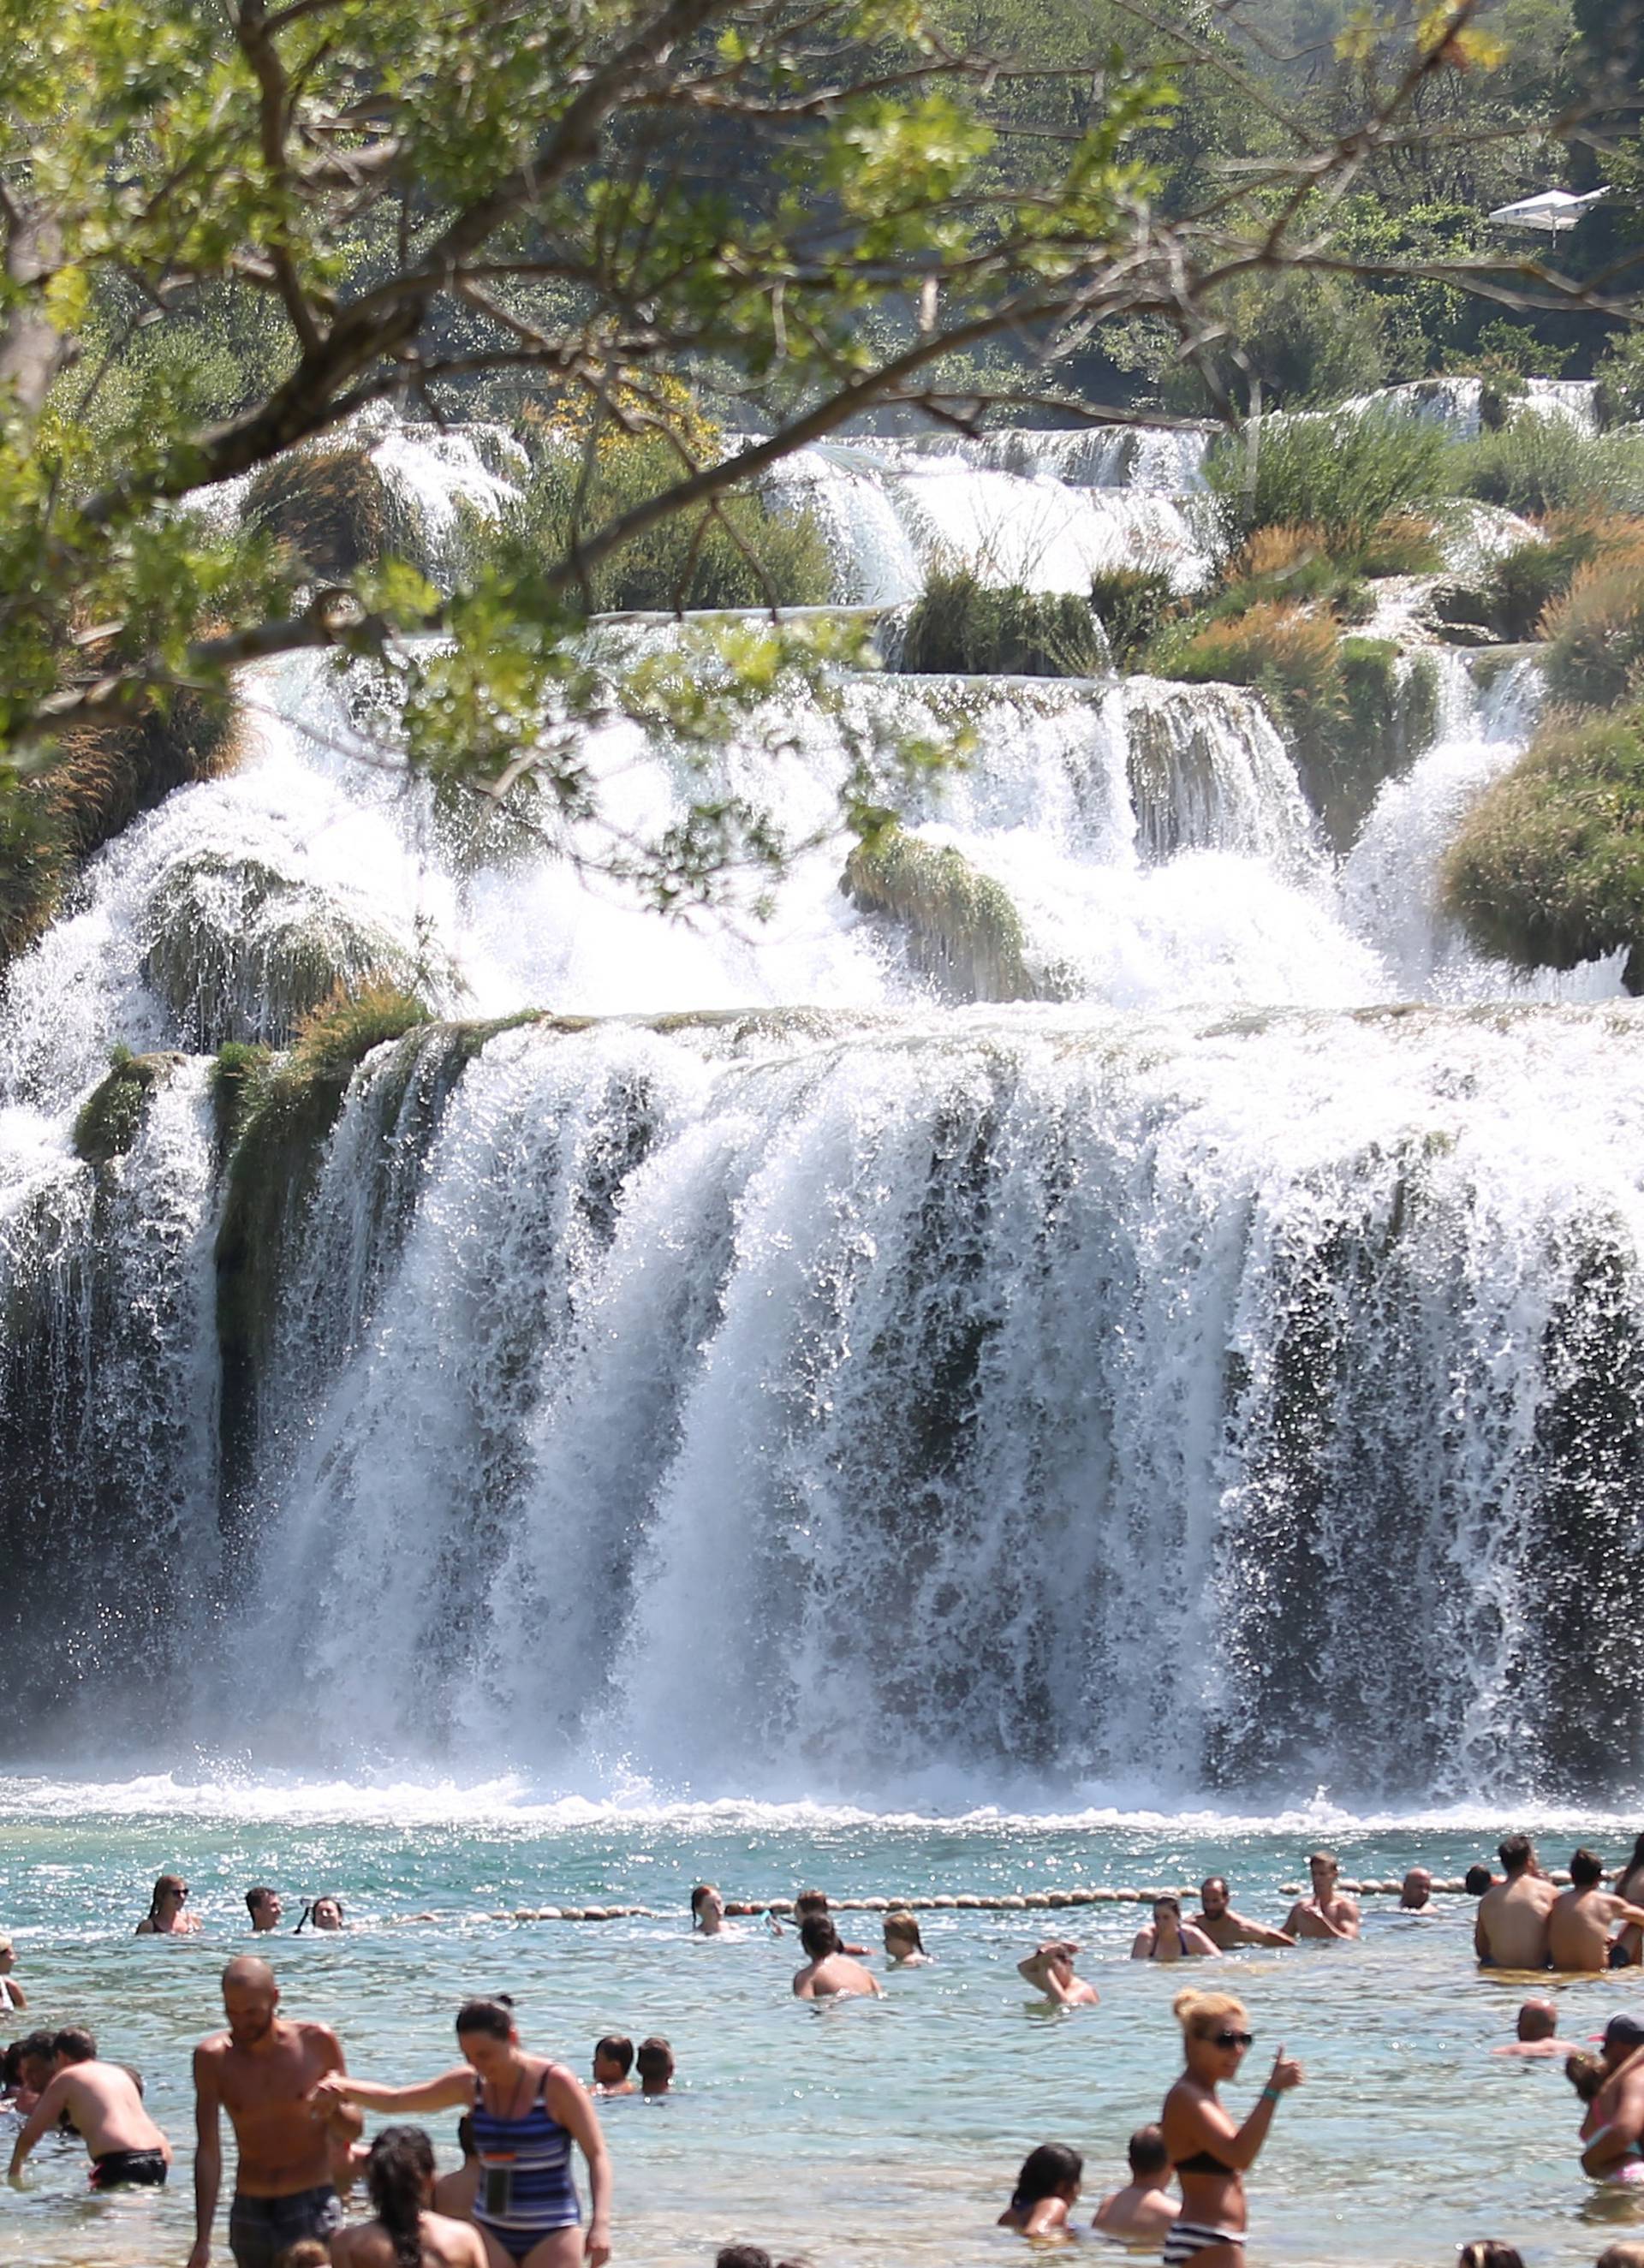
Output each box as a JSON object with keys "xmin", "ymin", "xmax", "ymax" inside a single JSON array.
[
  {"xmin": 243, "ymin": 446, "xmax": 399, "ymax": 580},
  {"xmin": 1440, "ymin": 703, "xmax": 1644, "ymax": 989},
  {"xmin": 841, "ymin": 827, "xmax": 1051, "ymax": 1002},
  {"xmin": 140, "ymin": 853, "xmax": 431, "ymax": 1050},
  {"xmin": 898, "ymin": 572, "xmax": 1108, "ymax": 678},
  {"xmin": 72, "ymin": 1046, "xmax": 186, "ymax": 1168}
]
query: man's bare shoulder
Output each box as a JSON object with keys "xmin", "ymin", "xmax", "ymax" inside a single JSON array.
[{"xmin": 194, "ymin": 2029, "xmax": 233, "ymax": 2065}]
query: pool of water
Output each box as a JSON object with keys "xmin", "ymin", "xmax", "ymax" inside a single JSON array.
[{"xmin": 3, "ymin": 1778, "xmax": 1641, "ymax": 2268}]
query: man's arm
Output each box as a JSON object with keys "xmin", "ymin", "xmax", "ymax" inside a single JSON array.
[
  {"xmin": 188, "ymin": 2045, "xmax": 222, "ymax": 2268},
  {"xmin": 1474, "ymin": 1903, "xmax": 1493, "ymax": 1961},
  {"xmin": 8, "ymin": 2072, "xmax": 68, "ymax": 2179},
  {"xmin": 1232, "ymin": 1909, "xmax": 1296, "ymax": 1948},
  {"xmin": 1280, "ymin": 1902, "xmax": 1307, "ymax": 1937},
  {"xmin": 1329, "ymin": 1898, "xmax": 1362, "ymax": 1940}
]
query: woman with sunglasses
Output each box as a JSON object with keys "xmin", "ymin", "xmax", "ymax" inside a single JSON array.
[
  {"xmin": 134, "ymin": 1873, "xmax": 200, "ymax": 1937},
  {"xmin": 1158, "ymin": 1989, "xmax": 1302, "ymax": 2267}
]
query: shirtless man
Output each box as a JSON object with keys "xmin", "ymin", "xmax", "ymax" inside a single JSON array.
[
  {"xmin": 1090, "ymin": 2123, "xmax": 1176, "ymax": 2243},
  {"xmin": 1281, "ymin": 1850, "xmax": 1361, "ymax": 1942},
  {"xmin": 1399, "ymin": 1869, "xmax": 1435, "ymax": 1911},
  {"xmin": 8, "ymin": 2027, "xmax": 171, "ymax": 2188},
  {"xmin": 1581, "ymin": 2013, "xmax": 1644, "ymax": 2178},
  {"xmin": 188, "ymin": 1955, "xmax": 362, "ymax": 2268},
  {"xmin": 1492, "ymin": 1997, "xmax": 1581, "ymax": 2058},
  {"xmin": 1016, "ymin": 1938, "xmax": 1099, "ymax": 2007},
  {"xmin": 137, "ymin": 1872, "xmax": 201, "ymax": 1937},
  {"xmin": 245, "ymin": 1888, "xmax": 282, "ymax": 1935},
  {"xmin": 1550, "ymin": 1850, "xmax": 1644, "ymax": 1973},
  {"xmin": 791, "ymin": 1914, "xmax": 882, "ymax": 1998},
  {"xmin": 1475, "ymin": 1834, "xmax": 1557, "ymax": 1970},
  {"xmin": 1194, "ymin": 1876, "xmax": 1296, "ymax": 1950}
]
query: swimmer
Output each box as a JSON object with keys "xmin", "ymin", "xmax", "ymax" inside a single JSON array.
[
  {"xmin": 430, "ymin": 2114, "xmax": 479, "ymax": 2219},
  {"xmin": 1159, "ymin": 1986, "xmax": 1302, "ymax": 2267},
  {"xmin": 1456, "ymin": 2247, "xmax": 1523, "ymax": 2268},
  {"xmin": 330, "ymin": 2123, "xmax": 486, "ymax": 2267},
  {"xmin": 246, "ymin": 1889, "xmax": 283, "ymax": 1935},
  {"xmin": 883, "ymin": 1911, "xmax": 932, "ymax": 1966},
  {"xmin": 1492, "ymin": 1998, "xmax": 1580, "ymax": 2058},
  {"xmin": 1191, "ymin": 1879, "xmax": 1295, "ymax": 1952},
  {"xmin": 793, "ymin": 1915, "xmax": 882, "ymax": 2000},
  {"xmin": 1279, "ymin": 1851, "xmax": 1360, "ymax": 1942},
  {"xmin": 8, "ymin": 2026, "xmax": 172, "ymax": 2189},
  {"xmin": 189, "ymin": 1955, "xmax": 361, "ymax": 2268},
  {"xmin": 1475, "ymin": 1836, "xmax": 1556, "ymax": 1970},
  {"xmin": 297, "ymin": 1896, "xmax": 345, "ymax": 1933},
  {"xmin": 690, "ymin": 1885, "xmax": 731, "ymax": 1937},
  {"xmin": 794, "ymin": 1891, "xmax": 867, "ymax": 1956},
  {"xmin": 0, "ymin": 1936, "xmax": 28, "ymax": 2010},
  {"xmin": 591, "ymin": 2036, "xmax": 634, "ymax": 2096},
  {"xmin": 636, "ymin": 2037, "xmax": 674, "ymax": 2096},
  {"xmin": 998, "ymin": 2141, "xmax": 1082, "ymax": 2236},
  {"xmin": 1131, "ymin": 1896, "xmax": 1218, "ymax": 1961},
  {"xmin": 1464, "ymin": 1866, "xmax": 1497, "ymax": 1897},
  {"xmin": 136, "ymin": 1872, "xmax": 201, "ymax": 1936},
  {"xmin": 1397, "ymin": 1869, "xmax": 1434, "ymax": 1911},
  {"xmin": 1616, "ymin": 1835, "xmax": 1644, "ymax": 1967},
  {"xmin": 1091, "ymin": 2124, "xmax": 1176, "ymax": 2245},
  {"xmin": 1016, "ymin": 1940, "xmax": 1099, "ymax": 2009},
  {"xmin": 1577, "ymin": 2015, "xmax": 1644, "ymax": 2182},
  {"xmin": 1549, "ymin": 1849, "xmax": 1644, "ymax": 1973},
  {"xmin": 309, "ymin": 1993, "xmax": 612, "ymax": 2268},
  {"xmin": 1596, "ymin": 2246, "xmax": 1644, "ymax": 2268},
  {"xmin": 9, "ymin": 2028, "xmax": 57, "ymax": 2115}
]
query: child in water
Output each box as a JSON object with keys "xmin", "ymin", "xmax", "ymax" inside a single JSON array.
[{"xmin": 999, "ymin": 2143, "xmax": 1082, "ymax": 2237}]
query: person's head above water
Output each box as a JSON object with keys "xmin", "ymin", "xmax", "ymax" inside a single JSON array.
[
  {"xmin": 364, "ymin": 2123, "xmax": 436, "ymax": 2252},
  {"xmin": 51, "ymin": 2027, "xmax": 96, "ymax": 2066},
  {"xmin": 1174, "ymin": 1987, "xmax": 1252, "ymax": 2079},
  {"xmin": 1399, "ymin": 1868, "xmax": 1433, "ymax": 1909},
  {"xmin": 221, "ymin": 1955, "xmax": 280, "ymax": 2048},
  {"xmin": 1152, "ymin": 1896, "xmax": 1182, "ymax": 1926},
  {"xmin": 1307, "ymin": 1849, "xmax": 1339, "ymax": 1889},
  {"xmin": 795, "ymin": 1890, "xmax": 831, "ymax": 1919},
  {"xmin": 1456, "ymin": 2246, "xmax": 1523, "ymax": 2268},
  {"xmin": 1570, "ymin": 1848, "xmax": 1605, "ymax": 1889},
  {"xmin": 1498, "ymin": 1833, "xmax": 1536, "ymax": 1878},
  {"xmin": 1125, "ymin": 2125, "xmax": 1169, "ymax": 2182},
  {"xmin": 636, "ymin": 2036, "xmax": 673, "ymax": 2094},
  {"xmin": 799, "ymin": 1914, "xmax": 841, "ymax": 1961},
  {"xmin": 245, "ymin": 1886, "xmax": 281, "ymax": 1932},
  {"xmin": 691, "ymin": 1884, "xmax": 725, "ymax": 1932},
  {"xmin": 1516, "ymin": 1998, "xmax": 1559, "ymax": 2042},
  {"xmin": 1601, "ymin": 2012, "xmax": 1644, "ymax": 2069},
  {"xmin": 1199, "ymin": 1877, "xmax": 1230, "ymax": 1917},
  {"xmin": 307, "ymin": 1896, "xmax": 345, "ymax": 1932},
  {"xmin": 1464, "ymin": 1864, "xmax": 1495, "ymax": 1896},
  {"xmin": 147, "ymin": 1872, "xmax": 188, "ymax": 1921},
  {"xmin": 593, "ymin": 2034, "xmax": 634, "ymax": 2085},
  {"xmin": 883, "ymin": 1910, "xmax": 926, "ymax": 1956},
  {"xmin": 1009, "ymin": 2142, "xmax": 1082, "ymax": 2212}
]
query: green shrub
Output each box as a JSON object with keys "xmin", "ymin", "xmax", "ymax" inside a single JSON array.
[
  {"xmin": 72, "ymin": 1046, "xmax": 178, "ymax": 1168},
  {"xmin": 1450, "ymin": 423, "xmax": 1644, "ymax": 518},
  {"xmin": 1543, "ymin": 554, "xmax": 1644, "ymax": 708},
  {"xmin": 507, "ymin": 433, "xmax": 831, "ymax": 612},
  {"xmin": 899, "ymin": 571, "xmax": 1107, "ymax": 677},
  {"xmin": 1479, "ymin": 515, "xmax": 1644, "ymax": 642},
  {"xmin": 1595, "ymin": 330, "xmax": 1644, "ymax": 429},
  {"xmin": 1088, "ymin": 566, "xmax": 1174, "ymax": 670},
  {"xmin": 1441, "ymin": 703, "xmax": 1644, "ymax": 989},
  {"xmin": 841, "ymin": 825, "xmax": 1041, "ymax": 1001},
  {"xmin": 1151, "ymin": 602, "xmax": 1343, "ymax": 741},
  {"xmin": 1205, "ymin": 409, "xmax": 1451, "ymax": 555},
  {"xmin": 210, "ymin": 1039, "xmax": 272, "ymax": 1156},
  {"xmin": 244, "ymin": 447, "xmax": 398, "ymax": 579}
]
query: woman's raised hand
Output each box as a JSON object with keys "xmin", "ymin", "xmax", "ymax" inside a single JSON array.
[{"xmin": 1268, "ymin": 2045, "xmax": 1304, "ymax": 2092}]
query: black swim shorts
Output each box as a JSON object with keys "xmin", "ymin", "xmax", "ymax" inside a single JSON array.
[
  {"xmin": 90, "ymin": 2147, "xmax": 168, "ymax": 2188},
  {"xmin": 227, "ymin": 2182, "xmax": 342, "ymax": 2268}
]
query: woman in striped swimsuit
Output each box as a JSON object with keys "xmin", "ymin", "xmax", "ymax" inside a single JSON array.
[
  {"xmin": 1158, "ymin": 1988, "xmax": 1302, "ymax": 2268},
  {"xmin": 311, "ymin": 1997, "xmax": 612, "ymax": 2268}
]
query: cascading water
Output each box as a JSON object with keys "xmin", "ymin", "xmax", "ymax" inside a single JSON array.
[{"xmin": 1, "ymin": 396, "xmax": 1635, "ymax": 1805}]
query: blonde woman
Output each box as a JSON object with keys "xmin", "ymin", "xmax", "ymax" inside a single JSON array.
[
  {"xmin": 1158, "ymin": 1988, "xmax": 1302, "ymax": 2266},
  {"xmin": 882, "ymin": 1912, "xmax": 932, "ymax": 1967}
]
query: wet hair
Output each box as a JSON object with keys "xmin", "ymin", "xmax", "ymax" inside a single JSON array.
[
  {"xmin": 1516, "ymin": 2000, "xmax": 1558, "ymax": 2041},
  {"xmin": 455, "ymin": 1996, "xmax": 516, "ymax": 2041},
  {"xmin": 883, "ymin": 1910, "xmax": 926, "ymax": 1953},
  {"xmin": 1456, "ymin": 2247, "xmax": 1523, "ymax": 2268},
  {"xmin": 635, "ymin": 2036, "xmax": 674, "ymax": 2084},
  {"xmin": 245, "ymin": 1886, "xmax": 274, "ymax": 1920},
  {"xmin": 1153, "ymin": 1896, "xmax": 1182, "ymax": 1920},
  {"xmin": 456, "ymin": 2114, "xmax": 476, "ymax": 2159},
  {"xmin": 1565, "ymin": 2051, "xmax": 1605, "ymax": 2103},
  {"xmin": 716, "ymin": 2251, "xmax": 775, "ymax": 2268},
  {"xmin": 15, "ymin": 2028, "xmax": 57, "ymax": 2068},
  {"xmin": 594, "ymin": 2033, "xmax": 634, "ymax": 2076},
  {"xmin": 690, "ymin": 1885, "xmax": 719, "ymax": 1927},
  {"xmin": 1173, "ymin": 1988, "xmax": 1247, "ymax": 2039},
  {"xmin": 1464, "ymin": 1865, "xmax": 1494, "ymax": 1896},
  {"xmin": 1498, "ymin": 1833, "xmax": 1534, "ymax": 1876},
  {"xmin": 1126, "ymin": 2124, "xmax": 1169, "ymax": 2179},
  {"xmin": 1009, "ymin": 2142, "xmax": 1082, "ymax": 2212},
  {"xmin": 795, "ymin": 1890, "xmax": 830, "ymax": 1918},
  {"xmin": 365, "ymin": 2123, "xmax": 433, "ymax": 2267},
  {"xmin": 52, "ymin": 2027, "xmax": 97, "ymax": 2064},
  {"xmin": 1571, "ymin": 1847, "xmax": 1605, "ymax": 1888},
  {"xmin": 1307, "ymin": 1848, "xmax": 1337, "ymax": 1872},
  {"xmin": 271, "ymin": 2245, "xmax": 332, "ymax": 2268},
  {"xmin": 149, "ymin": 1873, "xmax": 187, "ymax": 1915},
  {"xmin": 799, "ymin": 1914, "xmax": 841, "ymax": 1961}
]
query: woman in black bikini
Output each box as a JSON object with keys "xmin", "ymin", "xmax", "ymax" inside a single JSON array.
[{"xmin": 1158, "ymin": 1988, "xmax": 1302, "ymax": 2268}]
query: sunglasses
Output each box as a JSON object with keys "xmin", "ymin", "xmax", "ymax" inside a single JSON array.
[{"xmin": 1211, "ymin": 2029, "xmax": 1254, "ymax": 2049}]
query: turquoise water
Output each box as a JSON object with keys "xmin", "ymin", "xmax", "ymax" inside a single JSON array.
[{"xmin": 3, "ymin": 1781, "xmax": 1643, "ymax": 2268}]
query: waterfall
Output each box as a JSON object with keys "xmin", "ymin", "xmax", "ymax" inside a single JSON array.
[{"xmin": 5, "ymin": 397, "xmax": 1641, "ymax": 1806}]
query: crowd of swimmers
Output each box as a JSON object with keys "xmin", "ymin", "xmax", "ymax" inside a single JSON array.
[{"xmin": 6, "ymin": 1845, "xmax": 1644, "ymax": 2265}]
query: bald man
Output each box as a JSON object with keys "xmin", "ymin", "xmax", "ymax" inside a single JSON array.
[
  {"xmin": 188, "ymin": 1957, "xmax": 360, "ymax": 2268},
  {"xmin": 1492, "ymin": 1997, "xmax": 1580, "ymax": 2058}
]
